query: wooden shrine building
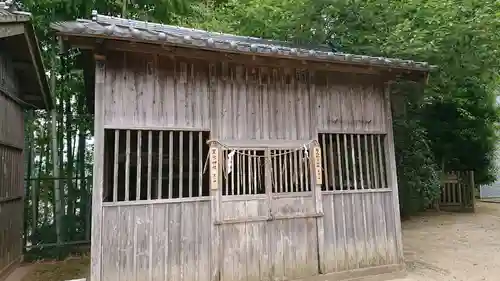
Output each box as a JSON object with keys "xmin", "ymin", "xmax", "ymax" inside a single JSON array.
[
  {"xmin": 52, "ymin": 11, "xmax": 433, "ymax": 281},
  {"xmin": 0, "ymin": 2, "xmax": 51, "ymax": 280}
]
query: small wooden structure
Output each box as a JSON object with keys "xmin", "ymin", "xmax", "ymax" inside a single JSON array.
[
  {"xmin": 0, "ymin": 3, "xmax": 51, "ymax": 280},
  {"xmin": 52, "ymin": 12, "xmax": 433, "ymax": 281},
  {"xmin": 438, "ymin": 171, "xmax": 475, "ymax": 212}
]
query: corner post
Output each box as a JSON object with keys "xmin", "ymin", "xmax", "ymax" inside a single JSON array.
[
  {"xmin": 91, "ymin": 53, "xmax": 106, "ymax": 281},
  {"xmin": 383, "ymin": 82, "xmax": 405, "ymax": 265}
]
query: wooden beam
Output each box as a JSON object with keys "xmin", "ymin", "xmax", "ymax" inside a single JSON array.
[
  {"xmin": 383, "ymin": 82, "xmax": 405, "ymax": 265},
  {"xmin": 0, "ymin": 23, "xmax": 24, "ymax": 38},
  {"xmin": 23, "ymin": 27, "xmax": 51, "ymax": 109},
  {"xmin": 61, "ymin": 35, "xmax": 388, "ymax": 75}
]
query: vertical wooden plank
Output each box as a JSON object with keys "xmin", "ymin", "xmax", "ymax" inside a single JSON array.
[
  {"xmin": 281, "ymin": 150, "xmax": 291, "ymax": 192},
  {"xmin": 233, "ymin": 152, "xmax": 238, "ymax": 196},
  {"xmin": 199, "ymin": 202, "xmax": 211, "ymax": 281},
  {"xmin": 136, "ymin": 130, "xmax": 142, "ymax": 200},
  {"xmin": 91, "ymin": 57, "xmax": 105, "ymax": 281},
  {"xmin": 371, "ymin": 135, "xmax": 379, "ymax": 189},
  {"xmin": 246, "ymin": 150, "xmax": 251, "ymax": 195},
  {"xmin": 147, "ymin": 131, "xmax": 153, "ymax": 200},
  {"xmin": 181, "ymin": 203, "xmax": 194, "ymax": 281},
  {"xmin": 152, "ymin": 205, "xmax": 166, "ymax": 281},
  {"xmin": 288, "ymin": 151, "xmax": 293, "ymax": 193},
  {"xmin": 377, "ymin": 135, "xmax": 386, "ymax": 189},
  {"xmin": 293, "ymin": 151, "xmax": 299, "ymax": 192},
  {"xmin": 350, "ymin": 134, "xmax": 357, "ymax": 190},
  {"xmin": 383, "ymin": 83, "xmax": 404, "ymax": 264},
  {"xmin": 364, "ymin": 136, "xmax": 371, "ymax": 189},
  {"xmin": 304, "ymin": 149, "xmax": 310, "ymax": 192},
  {"xmin": 179, "ymin": 131, "xmax": 184, "ymax": 197},
  {"xmin": 357, "ymin": 135, "xmax": 364, "ymax": 189},
  {"xmin": 168, "ymin": 204, "xmax": 182, "ymax": 281},
  {"xmin": 189, "ymin": 131, "xmax": 194, "ymax": 197},
  {"xmin": 336, "ymin": 134, "xmax": 343, "ymax": 190},
  {"xmin": 343, "ymin": 134, "xmax": 350, "ymax": 190},
  {"xmin": 272, "ymin": 150, "xmax": 277, "ymax": 193},
  {"xmin": 320, "ymin": 135, "xmax": 328, "ymax": 190},
  {"xmin": 254, "ymin": 150, "xmax": 259, "ymax": 194},
  {"xmin": 113, "ymin": 130, "xmax": 119, "ymax": 202},
  {"xmin": 125, "ymin": 130, "xmax": 131, "ymax": 201},
  {"xmin": 199, "ymin": 131, "xmax": 203, "ymax": 197},
  {"xmin": 158, "ymin": 131, "xmax": 163, "ymax": 199},
  {"xmin": 298, "ymin": 150, "xmax": 304, "ymax": 192},
  {"xmin": 168, "ymin": 131, "xmax": 174, "ymax": 199}
]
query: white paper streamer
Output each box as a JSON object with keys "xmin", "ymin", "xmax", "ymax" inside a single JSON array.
[{"xmin": 227, "ymin": 150, "xmax": 236, "ymax": 174}]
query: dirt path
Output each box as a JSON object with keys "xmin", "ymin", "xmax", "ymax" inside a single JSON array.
[{"xmin": 401, "ymin": 202, "xmax": 500, "ymax": 281}]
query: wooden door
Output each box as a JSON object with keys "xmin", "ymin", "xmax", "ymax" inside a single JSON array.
[
  {"xmin": 267, "ymin": 147, "xmax": 323, "ymax": 280},
  {"xmin": 211, "ymin": 144, "xmax": 324, "ymax": 281}
]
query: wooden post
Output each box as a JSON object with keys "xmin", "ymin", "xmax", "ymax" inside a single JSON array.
[
  {"xmin": 91, "ymin": 54, "xmax": 106, "ymax": 281},
  {"xmin": 210, "ymin": 144, "xmax": 222, "ymax": 281},
  {"xmin": 383, "ymin": 82, "xmax": 404, "ymax": 265},
  {"xmin": 312, "ymin": 145, "xmax": 325, "ymax": 273},
  {"xmin": 470, "ymin": 170, "xmax": 476, "ymax": 212}
]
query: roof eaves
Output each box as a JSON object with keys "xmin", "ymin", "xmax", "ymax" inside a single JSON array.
[
  {"xmin": 52, "ymin": 11, "xmax": 437, "ymax": 73},
  {"xmin": 0, "ymin": 1, "xmax": 52, "ymax": 109}
]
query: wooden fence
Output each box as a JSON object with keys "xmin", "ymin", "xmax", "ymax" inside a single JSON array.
[{"xmin": 438, "ymin": 171, "xmax": 475, "ymax": 212}]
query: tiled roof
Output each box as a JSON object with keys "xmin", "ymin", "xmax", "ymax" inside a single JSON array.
[{"xmin": 51, "ymin": 11, "xmax": 436, "ymax": 72}]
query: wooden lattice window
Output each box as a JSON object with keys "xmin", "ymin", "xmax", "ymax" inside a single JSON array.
[
  {"xmin": 219, "ymin": 146, "xmax": 313, "ymax": 196},
  {"xmin": 221, "ymin": 149, "xmax": 266, "ymax": 196},
  {"xmin": 103, "ymin": 129, "xmax": 210, "ymax": 202},
  {"xmin": 318, "ymin": 133, "xmax": 388, "ymax": 191},
  {"xmin": 270, "ymin": 149, "xmax": 312, "ymax": 193}
]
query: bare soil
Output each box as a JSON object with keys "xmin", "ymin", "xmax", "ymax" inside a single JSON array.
[
  {"xmin": 14, "ymin": 202, "xmax": 500, "ymax": 281},
  {"xmin": 20, "ymin": 255, "xmax": 89, "ymax": 281},
  {"xmin": 401, "ymin": 201, "xmax": 500, "ymax": 281}
]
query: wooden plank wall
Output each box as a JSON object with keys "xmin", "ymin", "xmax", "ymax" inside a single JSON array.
[
  {"xmin": 321, "ymin": 192, "xmax": 399, "ymax": 273},
  {"xmin": 0, "ymin": 60, "xmax": 24, "ymax": 279},
  {"xmin": 97, "ymin": 50, "xmax": 400, "ymax": 281},
  {"xmin": 101, "ymin": 51, "xmax": 386, "ymax": 138},
  {"xmin": 100, "ymin": 200, "xmax": 212, "ymax": 281}
]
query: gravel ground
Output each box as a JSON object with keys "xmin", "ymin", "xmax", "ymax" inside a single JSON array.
[{"xmin": 399, "ymin": 202, "xmax": 500, "ymax": 281}]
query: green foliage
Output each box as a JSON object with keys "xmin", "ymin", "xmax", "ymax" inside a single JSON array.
[
  {"xmin": 184, "ymin": 0, "xmax": 500, "ymax": 213},
  {"xmin": 392, "ymin": 82, "xmax": 441, "ymax": 216}
]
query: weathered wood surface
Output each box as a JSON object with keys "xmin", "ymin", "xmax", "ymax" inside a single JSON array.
[
  {"xmin": 321, "ymin": 192, "xmax": 398, "ymax": 274},
  {"xmin": 439, "ymin": 171, "xmax": 475, "ymax": 212},
  {"xmin": 0, "ymin": 59, "xmax": 24, "ymax": 279},
  {"xmin": 101, "ymin": 51, "xmax": 386, "ymax": 137},
  {"xmin": 99, "ymin": 192, "xmax": 402, "ymax": 281},
  {"xmin": 91, "ymin": 58, "xmax": 106, "ymax": 281},
  {"xmin": 0, "ymin": 89, "xmax": 24, "ymax": 149},
  {"xmin": 101, "ymin": 201, "xmax": 212, "ymax": 281},
  {"xmin": 95, "ymin": 50, "xmax": 404, "ymax": 281}
]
